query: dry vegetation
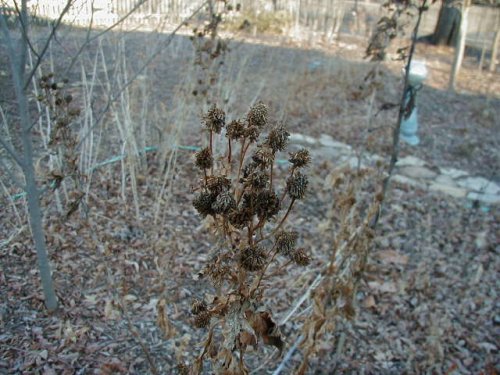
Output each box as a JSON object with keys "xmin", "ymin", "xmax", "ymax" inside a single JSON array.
[{"xmin": 0, "ymin": 3, "xmax": 499, "ymax": 374}]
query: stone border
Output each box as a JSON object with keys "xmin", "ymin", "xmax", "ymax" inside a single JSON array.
[{"xmin": 289, "ymin": 133, "xmax": 500, "ymax": 206}]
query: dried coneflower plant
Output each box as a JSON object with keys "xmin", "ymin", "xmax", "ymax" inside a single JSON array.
[
  {"xmin": 37, "ymin": 73, "xmax": 85, "ymax": 218},
  {"xmin": 189, "ymin": 1, "xmax": 233, "ymax": 104},
  {"xmin": 184, "ymin": 102, "xmax": 312, "ymax": 374}
]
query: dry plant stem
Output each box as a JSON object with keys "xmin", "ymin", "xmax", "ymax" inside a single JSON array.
[
  {"xmin": 78, "ymin": 1, "xmax": 209, "ymax": 146},
  {"xmin": 274, "ymin": 198, "xmax": 295, "ymax": 234},
  {"xmin": 21, "ymin": 0, "xmax": 73, "ymax": 89},
  {"xmin": 120, "ymin": 300, "xmax": 159, "ymax": 375},
  {"xmin": 375, "ymin": 0, "xmax": 427, "ymax": 229},
  {"xmin": 197, "ymin": 325, "xmax": 215, "ymax": 367},
  {"xmin": 63, "ymin": 0, "xmax": 150, "ymax": 77},
  {"xmin": 236, "ymin": 140, "xmax": 249, "ymax": 185},
  {"xmin": 272, "ymin": 334, "xmax": 304, "ymax": 375},
  {"xmin": 251, "ymin": 246, "xmax": 279, "ymax": 296},
  {"xmin": 269, "ymin": 163, "xmax": 274, "ymax": 190}
]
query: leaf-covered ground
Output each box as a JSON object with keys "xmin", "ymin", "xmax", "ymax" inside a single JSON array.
[{"xmin": 1, "ymin": 27, "xmax": 499, "ymax": 374}]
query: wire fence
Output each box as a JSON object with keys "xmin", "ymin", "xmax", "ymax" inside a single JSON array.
[{"xmin": 2, "ymin": 0, "xmax": 499, "ymax": 50}]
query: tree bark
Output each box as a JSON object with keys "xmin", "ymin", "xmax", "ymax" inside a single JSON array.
[
  {"xmin": 490, "ymin": 17, "xmax": 500, "ymax": 72},
  {"xmin": 449, "ymin": 0, "xmax": 470, "ymax": 90},
  {"xmin": 432, "ymin": 0, "xmax": 462, "ymax": 46},
  {"xmin": 0, "ymin": 1, "xmax": 58, "ymax": 311}
]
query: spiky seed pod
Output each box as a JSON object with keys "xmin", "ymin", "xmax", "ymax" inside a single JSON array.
[
  {"xmin": 247, "ymin": 102, "xmax": 268, "ymax": 129},
  {"xmin": 252, "ymin": 146, "xmax": 274, "ymax": 168},
  {"xmin": 212, "ymin": 191, "xmax": 236, "ymax": 214},
  {"xmin": 195, "ymin": 147, "xmax": 213, "ymax": 170},
  {"xmin": 289, "ymin": 148, "xmax": 311, "ymax": 168},
  {"xmin": 291, "ymin": 248, "xmax": 310, "ymax": 266},
  {"xmin": 256, "ymin": 190, "xmax": 280, "ymax": 220},
  {"xmin": 226, "ymin": 119, "xmax": 246, "ymax": 140},
  {"xmin": 275, "ymin": 231, "xmax": 298, "ymax": 255},
  {"xmin": 242, "ymin": 162, "xmax": 258, "ymax": 180},
  {"xmin": 286, "ymin": 172, "xmax": 308, "ymax": 199},
  {"xmin": 246, "ymin": 170, "xmax": 269, "ymax": 190},
  {"xmin": 266, "ymin": 124, "xmax": 290, "ymax": 153},
  {"xmin": 205, "ymin": 262, "xmax": 231, "ymax": 287},
  {"xmin": 193, "ymin": 191, "xmax": 216, "ymax": 217},
  {"xmin": 177, "ymin": 363, "xmax": 189, "ymax": 375},
  {"xmin": 228, "ymin": 209, "xmax": 252, "ymax": 229},
  {"xmin": 193, "ymin": 310, "xmax": 212, "ymax": 328},
  {"xmin": 206, "ymin": 176, "xmax": 231, "ymax": 194},
  {"xmin": 245, "ymin": 126, "xmax": 260, "ymax": 143},
  {"xmin": 239, "ymin": 245, "xmax": 267, "ymax": 271},
  {"xmin": 191, "ymin": 299, "xmax": 207, "ymax": 315},
  {"xmin": 68, "ymin": 108, "xmax": 81, "ymax": 117},
  {"xmin": 241, "ymin": 192, "xmax": 258, "ymax": 216},
  {"xmin": 203, "ymin": 104, "xmax": 225, "ymax": 134}
]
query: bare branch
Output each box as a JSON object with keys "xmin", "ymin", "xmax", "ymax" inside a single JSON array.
[
  {"xmin": 23, "ymin": 0, "xmax": 74, "ymax": 89},
  {"xmin": 371, "ymin": 0, "xmax": 428, "ymax": 229},
  {"xmin": 78, "ymin": 0, "xmax": 210, "ymax": 147},
  {"xmin": 0, "ymin": 137, "xmax": 25, "ymax": 169},
  {"xmin": 0, "ymin": 156, "xmax": 25, "ymax": 189},
  {"xmin": 63, "ymin": 0, "xmax": 149, "ymax": 77}
]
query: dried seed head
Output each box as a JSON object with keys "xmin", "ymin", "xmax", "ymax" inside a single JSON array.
[
  {"xmin": 266, "ymin": 124, "xmax": 289, "ymax": 153},
  {"xmin": 226, "ymin": 119, "xmax": 245, "ymax": 140},
  {"xmin": 291, "ymin": 248, "xmax": 310, "ymax": 266},
  {"xmin": 205, "ymin": 261, "xmax": 231, "ymax": 287},
  {"xmin": 206, "ymin": 176, "xmax": 231, "ymax": 195},
  {"xmin": 64, "ymin": 94, "xmax": 73, "ymax": 104},
  {"xmin": 242, "ymin": 162, "xmax": 258, "ymax": 180},
  {"xmin": 191, "ymin": 299, "xmax": 207, "ymax": 315},
  {"xmin": 286, "ymin": 172, "xmax": 308, "ymax": 199},
  {"xmin": 212, "ymin": 191, "xmax": 236, "ymax": 214},
  {"xmin": 275, "ymin": 231, "xmax": 298, "ymax": 255},
  {"xmin": 203, "ymin": 104, "xmax": 225, "ymax": 133},
  {"xmin": 195, "ymin": 147, "xmax": 213, "ymax": 170},
  {"xmin": 247, "ymin": 102, "xmax": 268, "ymax": 129},
  {"xmin": 289, "ymin": 148, "xmax": 311, "ymax": 168},
  {"xmin": 193, "ymin": 192, "xmax": 216, "ymax": 217},
  {"xmin": 177, "ymin": 363, "xmax": 189, "ymax": 375},
  {"xmin": 256, "ymin": 190, "xmax": 280, "ymax": 220},
  {"xmin": 245, "ymin": 170, "xmax": 269, "ymax": 190},
  {"xmin": 241, "ymin": 192, "xmax": 257, "ymax": 216},
  {"xmin": 252, "ymin": 145, "xmax": 274, "ymax": 168},
  {"xmin": 239, "ymin": 245, "xmax": 267, "ymax": 271},
  {"xmin": 193, "ymin": 310, "xmax": 212, "ymax": 328},
  {"xmin": 228, "ymin": 209, "xmax": 252, "ymax": 229},
  {"xmin": 245, "ymin": 125, "xmax": 261, "ymax": 143}
]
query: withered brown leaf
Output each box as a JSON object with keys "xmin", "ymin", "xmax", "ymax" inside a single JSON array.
[{"xmin": 245, "ymin": 310, "xmax": 284, "ymax": 353}]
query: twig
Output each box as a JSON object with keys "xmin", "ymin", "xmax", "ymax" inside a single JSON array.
[
  {"xmin": 119, "ymin": 299, "xmax": 160, "ymax": 375},
  {"xmin": 0, "ymin": 157, "xmax": 25, "ymax": 189},
  {"xmin": 63, "ymin": 0, "xmax": 150, "ymax": 77},
  {"xmin": 0, "ymin": 138, "xmax": 25, "ymax": 169},
  {"xmin": 0, "ymin": 225, "xmax": 26, "ymax": 249},
  {"xmin": 272, "ymin": 334, "xmax": 304, "ymax": 375},
  {"xmin": 373, "ymin": 0, "xmax": 428, "ymax": 229},
  {"xmin": 77, "ymin": 0, "xmax": 209, "ymax": 147},
  {"xmin": 23, "ymin": 0, "xmax": 74, "ymax": 89}
]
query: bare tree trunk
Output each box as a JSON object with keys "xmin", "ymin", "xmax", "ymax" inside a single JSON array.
[
  {"xmin": 449, "ymin": 0, "xmax": 470, "ymax": 91},
  {"xmin": 0, "ymin": 1, "xmax": 58, "ymax": 311},
  {"xmin": 490, "ymin": 19, "xmax": 500, "ymax": 72},
  {"xmin": 432, "ymin": 0, "xmax": 461, "ymax": 46}
]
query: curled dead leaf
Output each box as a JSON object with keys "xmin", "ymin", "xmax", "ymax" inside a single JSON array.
[
  {"xmin": 245, "ymin": 310, "xmax": 284, "ymax": 353},
  {"xmin": 157, "ymin": 298, "xmax": 176, "ymax": 339}
]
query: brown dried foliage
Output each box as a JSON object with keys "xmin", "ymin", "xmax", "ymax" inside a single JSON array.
[
  {"xmin": 187, "ymin": 103, "xmax": 311, "ymax": 373},
  {"xmin": 38, "ymin": 73, "xmax": 85, "ymax": 218}
]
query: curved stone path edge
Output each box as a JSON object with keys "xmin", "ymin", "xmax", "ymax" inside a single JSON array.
[{"xmin": 288, "ymin": 133, "xmax": 500, "ymax": 206}]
